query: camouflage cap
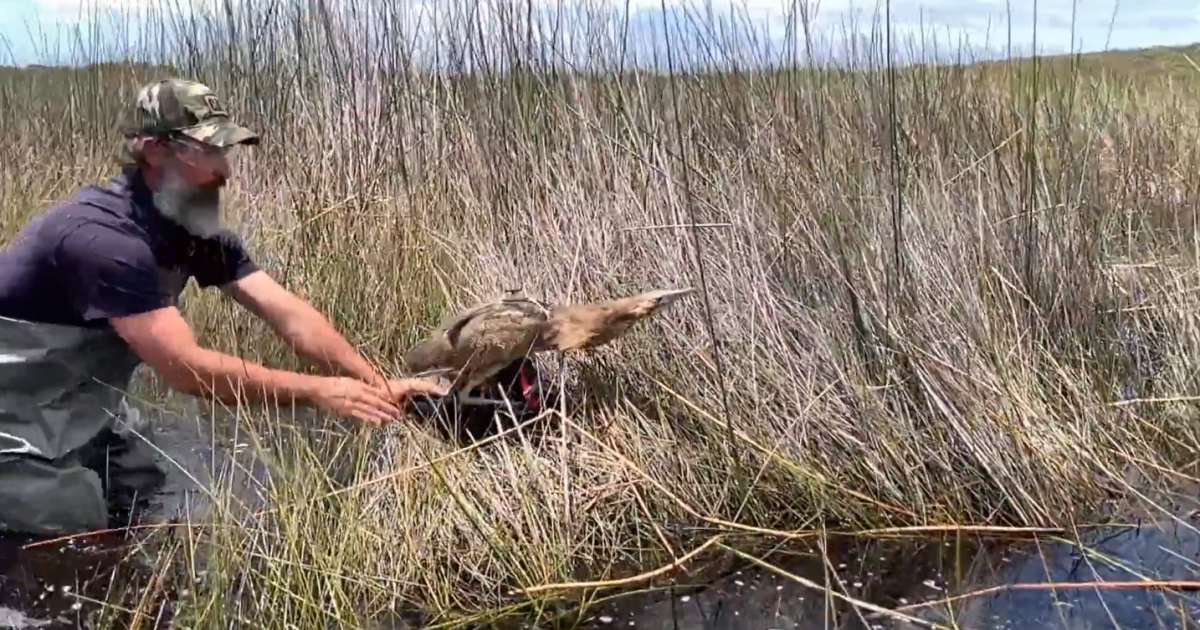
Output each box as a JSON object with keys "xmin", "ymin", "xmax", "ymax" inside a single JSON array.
[{"xmin": 121, "ymin": 78, "xmax": 259, "ymax": 147}]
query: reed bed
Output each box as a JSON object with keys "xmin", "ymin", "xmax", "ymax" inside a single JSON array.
[{"xmin": 3, "ymin": 1, "xmax": 1200, "ymax": 626}]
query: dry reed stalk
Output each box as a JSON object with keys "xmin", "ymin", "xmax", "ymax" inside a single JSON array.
[
  {"xmin": 6, "ymin": 0, "xmax": 1200, "ymax": 624},
  {"xmin": 511, "ymin": 535, "xmax": 723, "ymax": 595}
]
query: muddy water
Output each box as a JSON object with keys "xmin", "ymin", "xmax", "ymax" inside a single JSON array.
[
  {"xmin": 3, "ymin": 395, "xmax": 1199, "ymax": 630},
  {"xmin": 0, "ymin": 531, "xmax": 147, "ymax": 628},
  {"xmin": 0, "ymin": 395, "xmax": 270, "ymax": 629},
  {"xmin": 577, "ymin": 486, "xmax": 1200, "ymax": 630}
]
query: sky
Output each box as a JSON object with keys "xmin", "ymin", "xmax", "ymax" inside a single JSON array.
[{"xmin": 1, "ymin": 0, "xmax": 1198, "ymax": 68}]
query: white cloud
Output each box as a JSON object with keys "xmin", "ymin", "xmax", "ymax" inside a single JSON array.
[
  {"xmin": 28, "ymin": 0, "xmax": 154, "ymax": 20},
  {"xmin": 546, "ymin": 0, "xmax": 1200, "ymax": 56},
  {"xmin": 34, "ymin": 0, "xmax": 149, "ymax": 8},
  {"xmin": 4, "ymin": 0, "xmax": 1198, "ymax": 67}
]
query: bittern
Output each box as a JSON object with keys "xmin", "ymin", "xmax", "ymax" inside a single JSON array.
[{"xmin": 404, "ymin": 287, "xmax": 694, "ymax": 406}]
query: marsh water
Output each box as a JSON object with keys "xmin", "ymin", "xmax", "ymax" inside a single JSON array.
[
  {"xmin": 571, "ymin": 480, "xmax": 1200, "ymax": 630},
  {"xmin": 573, "ymin": 518, "xmax": 1200, "ymax": 629},
  {"xmin": 0, "ymin": 395, "xmax": 269, "ymax": 629},
  {"xmin": 2, "ymin": 399, "xmax": 1199, "ymax": 629}
]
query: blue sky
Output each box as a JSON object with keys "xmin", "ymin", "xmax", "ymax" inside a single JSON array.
[{"xmin": 2, "ymin": 0, "xmax": 1199, "ymax": 67}]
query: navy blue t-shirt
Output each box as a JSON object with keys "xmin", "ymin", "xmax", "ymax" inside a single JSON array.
[{"xmin": 0, "ymin": 170, "xmax": 259, "ymax": 328}]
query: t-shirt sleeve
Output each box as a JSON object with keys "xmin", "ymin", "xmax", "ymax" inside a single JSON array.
[
  {"xmin": 189, "ymin": 229, "xmax": 260, "ymax": 288},
  {"xmin": 54, "ymin": 223, "xmax": 170, "ymax": 322}
]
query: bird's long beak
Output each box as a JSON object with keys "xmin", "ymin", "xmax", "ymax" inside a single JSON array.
[{"xmin": 654, "ymin": 287, "xmax": 695, "ymax": 303}]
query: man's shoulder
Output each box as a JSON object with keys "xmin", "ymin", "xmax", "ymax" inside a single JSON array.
[
  {"xmin": 52, "ymin": 213, "xmax": 155, "ymax": 270},
  {"xmin": 13, "ymin": 195, "xmax": 123, "ymax": 261},
  {"xmin": 38, "ymin": 177, "xmax": 138, "ymax": 233}
]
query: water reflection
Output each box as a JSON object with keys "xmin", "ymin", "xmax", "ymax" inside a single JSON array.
[
  {"xmin": 0, "ymin": 531, "xmax": 142, "ymax": 629},
  {"xmin": 582, "ymin": 487, "xmax": 1200, "ymax": 629},
  {"xmin": 4, "ymin": 395, "xmax": 1199, "ymax": 630},
  {"xmin": 0, "ymin": 399, "xmax": 267, "ymax": 629}
]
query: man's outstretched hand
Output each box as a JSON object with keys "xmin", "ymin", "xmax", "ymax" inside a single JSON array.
[
  {"xmin": 310, "ymin": 376, "xmax": 407, "ymax": 426},
  {"xmin": 308, "ymin": 375, "xmax": 450, "ymax": 426}
]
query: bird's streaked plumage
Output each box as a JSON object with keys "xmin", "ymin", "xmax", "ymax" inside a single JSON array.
[{"xmin": 404, "ymin": 287, "xmax": 693, "ymax": 402}]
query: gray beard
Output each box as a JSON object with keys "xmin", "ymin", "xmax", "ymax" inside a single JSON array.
[{"xmin": 151, "ymin": 170, "xmax": 223, "ymax": 239}]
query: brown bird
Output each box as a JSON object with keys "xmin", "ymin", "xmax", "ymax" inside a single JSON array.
[{"xmin": 404, "ymin": 287, "xmax": 694, "ymax": 405}]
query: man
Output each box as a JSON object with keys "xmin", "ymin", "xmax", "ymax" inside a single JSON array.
[{"xmin": 0, "ymin": 78, "xmax": 445, "ymax": 534}]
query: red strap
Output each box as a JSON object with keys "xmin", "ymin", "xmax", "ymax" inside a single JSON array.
[{"xmin": 518, "ymin": 363, "xmax": 541, "ymax": 413}]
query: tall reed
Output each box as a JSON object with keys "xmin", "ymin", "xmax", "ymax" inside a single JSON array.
[{"xmin": 3, "ymin": 0, "xmax": 1199, "ymax": 625}]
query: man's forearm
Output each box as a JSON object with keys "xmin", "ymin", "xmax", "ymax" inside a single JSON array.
[
  {"xmin": 280, "ymin": 308, "xmax": 385, "ymax": 384},
  {"xmin": 161, "ymin": 344, "xmax": 326, "ymax": 406},
  {"xmin": 223, "ymin": 272, "xmax": 386, "ymax": 385}
]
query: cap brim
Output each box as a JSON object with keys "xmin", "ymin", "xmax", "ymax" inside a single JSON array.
[{"xmin": 181, "ymin": 119, "xmax": 260, "ymax": 147}]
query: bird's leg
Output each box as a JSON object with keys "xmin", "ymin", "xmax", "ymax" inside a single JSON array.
[
  {"xmin": 455, "ymin": 374, "xmax": 528, "ymax": 408},
  {"xmin": 453, "ymin": 378, "xmax": 508, "ymax": 407}
]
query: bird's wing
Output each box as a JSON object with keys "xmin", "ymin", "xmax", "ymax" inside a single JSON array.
[
  {"xmin": 404, "ymin": 295, "xmax": 554, "ymax": 391},
  {"xmin": 442, "ymin": 300, "xmax": 505, "ymax": 346},
  {"xmin": 404, "ymin": 300, "xmax": 499, "ymax": 372},
  {"xmin": 450, "ymin": 299, "xmax": 551, "ymax": 391}
]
